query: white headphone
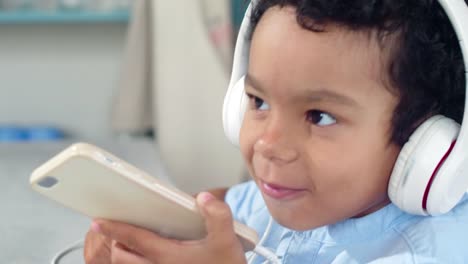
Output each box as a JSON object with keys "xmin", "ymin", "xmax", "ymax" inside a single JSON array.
[{"xmin": 222, "ymin": 0, "xmax": 468, "ymax": 216}]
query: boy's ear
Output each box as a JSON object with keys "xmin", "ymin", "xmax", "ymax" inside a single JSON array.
[{"xmin": 388, "ymin": 115, "xmax": 460, "ymax": 216}]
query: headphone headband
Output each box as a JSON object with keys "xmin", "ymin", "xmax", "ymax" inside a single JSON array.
[{"xmin": 222, "ymin": 3, "xmax": 254, "ymax": 146}]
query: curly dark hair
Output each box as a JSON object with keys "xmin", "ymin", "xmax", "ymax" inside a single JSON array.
[{"xmin": 248, "ymin": 0, "xmax": 466, "ymax": 146}]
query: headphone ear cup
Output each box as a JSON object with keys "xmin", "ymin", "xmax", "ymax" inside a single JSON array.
[
  {"xmin": 388, "ymin": 115, "xmax": 460, "ymax": 215},
  {"xmin": 222, "ymin": 76, "xmax": 248, "ymax": 146}
]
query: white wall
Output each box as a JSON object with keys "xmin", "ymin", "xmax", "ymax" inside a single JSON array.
[
  {"xmin": 152, "ymin": 0, "xmax": 245, "ymax": 193},
  {"xmin": 0, "ymin": 23, "xmax": 128, "ymax": 140}
]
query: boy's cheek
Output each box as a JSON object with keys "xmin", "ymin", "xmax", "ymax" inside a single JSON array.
[{"xmin": 239, "ymin": 121, "xmax": 256, "ymax": 157}]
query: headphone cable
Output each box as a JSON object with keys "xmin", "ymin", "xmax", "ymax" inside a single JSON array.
[
  {"xmin": 248, "ymin": 216, "xmax": 281, "ymax": 264},
  {"xmin": 50, "ymin": 239, "xmax": 84, "ymax": 264}
]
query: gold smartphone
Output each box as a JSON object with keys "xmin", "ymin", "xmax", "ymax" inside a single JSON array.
[{"xmin": 30, "ymin": 142, "xmax": 258, "ymax": 251}]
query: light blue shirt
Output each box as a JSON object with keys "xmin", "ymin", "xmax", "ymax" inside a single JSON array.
[{"xmin": 225, "ymin": 181, "xmax": 468, "ymax": 264}]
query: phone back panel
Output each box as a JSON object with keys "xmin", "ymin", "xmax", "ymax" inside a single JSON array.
[
  {"xmin": 30, "ymin": 145, "xmax": 206, "ymax": 241},
  {"xmin": 30, "ymin": 143, "xmax": 259, "ymax": 251}
]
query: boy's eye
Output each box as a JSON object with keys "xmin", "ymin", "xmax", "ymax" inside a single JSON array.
[
  {"xmin": 306, "ymin": 110, "xmax": 336, "ymax": 126},
  {"xmin": 247, "ymin": 94, "xmax": 270, "ymax": 111}
]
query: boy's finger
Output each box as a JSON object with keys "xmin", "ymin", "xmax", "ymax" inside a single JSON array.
[
  {"xmin": 111, "ymin": 242, "xmax": 153, "ymax": 264},
  {"xmin": 83, "ymin": 229, "xmax": 112, "ymax": 264},
  {"xmin": 196, "ymin": 192, "xmax": 237, "ymax": 242},
  {"xmin": 93, "ymin": 219, "xmax": 174, "ymax": 258}
]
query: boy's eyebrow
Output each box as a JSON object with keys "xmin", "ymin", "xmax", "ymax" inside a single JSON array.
[
  {"xmin": 301, "ymin": 89, "xmax": 360, "ymax": 108},
  {"xmin": 245, "ymin": 73, "xmax": 360, "ymax": 108},
  {"xmin": 245, "ymin": 73, "xmax": 266, "ymax": 94}
]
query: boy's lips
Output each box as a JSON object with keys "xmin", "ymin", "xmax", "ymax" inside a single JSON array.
[{"xmin": 260, "ymin": 180, "xmax": 306, "ymax": 200}]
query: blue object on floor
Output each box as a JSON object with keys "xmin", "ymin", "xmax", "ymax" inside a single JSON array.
[
  {"xmin": 0, "ymin": 126, "xmax": 65, "ymax": 142},
  {"xmin": 0, "ymin": 126, "xmax": 28, "ymax": 142},
  {"xmin": 27, "ymin": 126, "xmax": 65, "ymax": 141}
]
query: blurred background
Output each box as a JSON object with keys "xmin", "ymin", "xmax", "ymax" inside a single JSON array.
[
  {"xmin": 0, "ymin": 0, "xmax": 250, "ymax": 193},
  {"xmin": 0, "ymin": 1, "xmax": 254, "ymax": 262}
]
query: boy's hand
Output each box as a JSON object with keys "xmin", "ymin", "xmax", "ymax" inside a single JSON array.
[{"xmin": 90, "ymin": 192, "xmax": 247, "ymax": 264}]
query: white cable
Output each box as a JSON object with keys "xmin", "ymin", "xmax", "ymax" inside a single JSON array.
[
  {"xmin": 247, "ymin": 251, "xmax": 256, "ymax": 263},
  {"xmin": 253, "ymin": 245, "xmax": 281, "ymax": 264},
  {"xmin": 248, "ymin": 216, "xmax": 281, "ymax": 264},
  {"xmin": 248, "ymin": 216, "xmax": 273, "ymax": 263},
  {"xmin": 258, "ymin": 216, "xmax": 275, "ymax": 246},
  {"xmin": 50, "ymin": 239, "xmax": 84, "ymax": 264}
]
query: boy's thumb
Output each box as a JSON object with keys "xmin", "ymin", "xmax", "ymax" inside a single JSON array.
[{"xmin": 196, "ymin": 192, "xmax": 237, "ymax": 240}]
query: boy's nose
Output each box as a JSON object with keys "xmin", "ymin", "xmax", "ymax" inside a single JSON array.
[{"xmin": 254, "ymin": 133, "xmax": 299, "ymax": 163}]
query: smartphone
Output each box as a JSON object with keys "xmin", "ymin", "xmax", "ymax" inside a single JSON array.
[{"xmin": 30, "ymin": 142, "xmax": 259, "ymax": 251}]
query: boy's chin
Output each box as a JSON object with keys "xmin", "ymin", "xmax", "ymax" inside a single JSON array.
[
  {"xmin": 274, "ymin": 215, "xmax": 330, "ymax": 231},
  {"xmin": 267, "ymin": 204, "xmax": 334, "ymax": 231}
]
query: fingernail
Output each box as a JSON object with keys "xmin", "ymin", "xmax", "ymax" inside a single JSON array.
[
  {"xmin": 197, "ymin": 192, "xmax": 215, "ymax": 205},
  {"xmin": 91, "ymin": 221, "xmax": 101, "ymax": 233}
]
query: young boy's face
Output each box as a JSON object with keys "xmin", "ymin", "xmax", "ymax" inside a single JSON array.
[{"xmin": 239, "ymin": 6, "xmax": 402, "ymax": 230}]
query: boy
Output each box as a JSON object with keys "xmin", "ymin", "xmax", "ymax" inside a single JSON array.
[{"xmin": 84, "ymin": 0, "xmax": 467, "ymax": 263}]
